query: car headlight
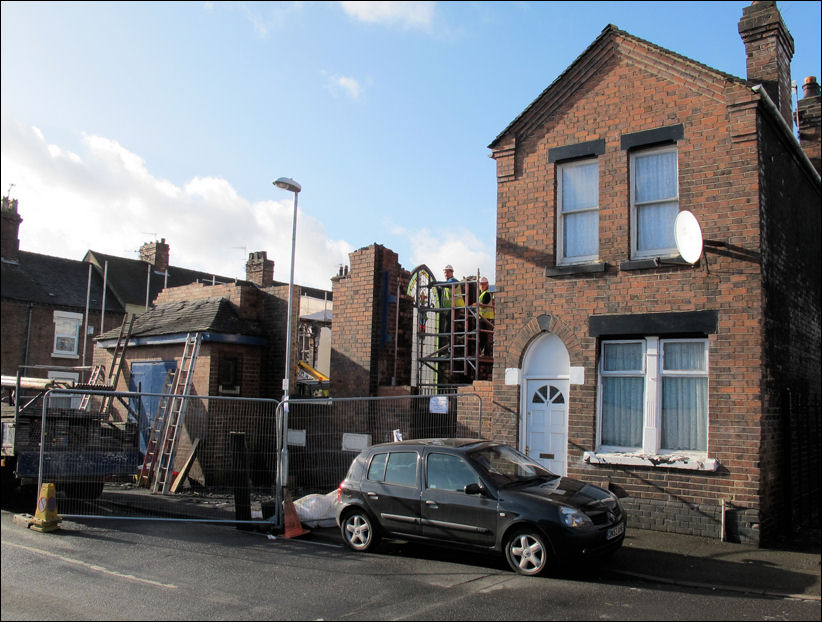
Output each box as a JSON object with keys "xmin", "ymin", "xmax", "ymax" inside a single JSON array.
[{"xmin": 560, "ymin": 506, "xmax": 593, "ymax": 528}]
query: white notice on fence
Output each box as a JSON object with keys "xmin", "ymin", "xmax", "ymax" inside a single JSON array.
[{"xmin": 429, "ymin": 396, "xmax": 449, "ymax": 414}]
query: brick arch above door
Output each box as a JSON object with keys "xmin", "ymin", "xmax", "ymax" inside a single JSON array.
[{"xmin": 503, "ymin": 313, "xmax": 583, "ymax": 369}]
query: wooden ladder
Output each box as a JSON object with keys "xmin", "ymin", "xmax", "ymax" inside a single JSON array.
[
  {"xmin": 99, "ymin": 315, "xmax": 135, "ymax": 416},
  {"xmin": 152, "ymin": 332, "xmax": 202, "ymax": 494}
]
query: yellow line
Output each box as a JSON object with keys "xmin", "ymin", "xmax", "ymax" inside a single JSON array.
[{"xmin": 5, "ymin": 542, "xmax": 178, "ymax": 589}]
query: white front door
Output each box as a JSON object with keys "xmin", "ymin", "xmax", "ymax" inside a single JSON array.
[{"xmin": 525, "ymin": 379, "xmax": 568, "ymax": 476}]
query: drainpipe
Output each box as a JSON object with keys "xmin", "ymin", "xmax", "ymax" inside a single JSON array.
[
  {"xmin": 23, "ymin": 302, "xmax": 33, "ymax": 368},
  {"xmin": 145, "ymin": 263, "xmax": 151, "ymax": 311},
  {"xmin": 393, "ymin": 282, "xmax": 400, "ymax": 386},
  {"xmin": 83, "ymin": 263, "xmax": 91, "ymax": 367},
  {"xmin": 100, "ymin": 260, "xmax": 108, "ymax": 333},
  {"xmin": 721, "ymin": 499, "xmax": 727, "ymax": 542}
]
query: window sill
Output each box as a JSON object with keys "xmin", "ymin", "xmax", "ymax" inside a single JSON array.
[
  {"xmin": 583, "ymin": 451, "xmax": 719, "ymax": 471},
  {"xmin": 620, "ymin": 257, "xmax": 691, "ymax": 271},
  {"xmin": 51, "ymin": 352, "xmax": 80, "ymax": 359},
  {"xmin": 545, "ymin": 262, "xmax": 607, "ymax": 277}
]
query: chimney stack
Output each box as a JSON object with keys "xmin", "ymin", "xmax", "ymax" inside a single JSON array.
[
  {"xmin": 246, "ymin": 250, "xmax": 275, "ymax": 287},
  {"xmin": 140, "ymin": 238, "xmax": 170, "ymax": 273},
  {"xmin": 797, "ymin": 76, "xmax": 821, "ymax": 175},
  {"xmin": 738, "ymin": 1, "xmax": 795, "ymax": 127},
  {"xmin": 1, "ymin": 196, "xmax": 22, "ymax": 263}
]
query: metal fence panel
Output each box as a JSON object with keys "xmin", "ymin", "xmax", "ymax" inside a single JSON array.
[
  {"xmin": 7, "ymin": 389, "xmax": 280, "ymax": 525},
  {"xmin": 7, "ymin": 389, "xmax": 482, "ymax": 529},
  {"xmin": 280, "ymin": 393, "xmax": 483, "ymax": 498}
]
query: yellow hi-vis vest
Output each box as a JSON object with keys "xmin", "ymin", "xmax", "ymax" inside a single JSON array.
[
  {"xmin": 442, "ymin": 279, "xmax": 464, "ymax": 308},
  {"xmin": 479, "ymin": 289, "xmax": 494, "ymax": 320}
]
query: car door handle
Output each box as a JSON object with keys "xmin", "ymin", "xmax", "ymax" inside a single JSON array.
[
  {"xmin": 367, "ymin": 492, "xmax": 378, "ymax": 498},
  {"xmin": 425, "ymin": 500, "xmax": 438, "ymax": 508}
]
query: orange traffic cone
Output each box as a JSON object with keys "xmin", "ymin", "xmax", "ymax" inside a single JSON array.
[
  {"xmin": 282, "ymin": 490, "xmax": 309, "ymax": 539},
  {"xmin": 13, "ymin": 483, "xmax": 62, "ymax": 532}
]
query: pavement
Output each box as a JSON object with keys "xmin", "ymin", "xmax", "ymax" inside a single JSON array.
[{"xmin": 18, "ymin": 485, "xmax": 822, "ymax": 602}]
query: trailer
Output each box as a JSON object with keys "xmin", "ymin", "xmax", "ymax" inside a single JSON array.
[{"xmin": 1, "ymin": 371, "xmax": 139, "ymax": 499}]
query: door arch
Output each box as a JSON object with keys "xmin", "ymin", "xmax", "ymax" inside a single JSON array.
[{"xmin": 520, "ymin": 334, "xmax": 570, "ymax": 476}]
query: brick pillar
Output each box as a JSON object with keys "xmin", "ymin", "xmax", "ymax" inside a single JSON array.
[
  {"xmin": 1, "ymin": 196, "xmax": 22, "ymax": 262},
  {"xmin": 738, "ymin": 1, "xmax": 795, "ymax": 128},
  {"xmin": 797, "ymin": 76, "xmax": 821, "ymax": 175},
  {"xmin": 246, "ymin": 251, "xmax": 274, "ymax": 287}
]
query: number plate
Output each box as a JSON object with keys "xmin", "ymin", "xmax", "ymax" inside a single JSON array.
[{"xmin": 606, "ymin": 522, "xmax": 625, "ymax": 540}]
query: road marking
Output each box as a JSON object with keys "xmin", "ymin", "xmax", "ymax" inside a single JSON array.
[{"xmin": 5, "ymin": 542, "xmax": 178, "ymax": 589}]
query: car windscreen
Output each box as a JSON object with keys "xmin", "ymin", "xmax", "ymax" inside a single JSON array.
[{"xmin": 468, "ymin": 444, "xmax": 557, "ymax": 487}]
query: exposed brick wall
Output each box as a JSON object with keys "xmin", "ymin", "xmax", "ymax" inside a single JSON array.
[
  {"xmin": 330, "ymin": 244, "xmax": 412, "ymax": 397},
  {"xmin": 487, "ymin": 25, "xmax": 820, "ymax": 544}
]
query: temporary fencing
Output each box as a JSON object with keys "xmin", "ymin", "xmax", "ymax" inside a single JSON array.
[{"xmin": 4, "ymin": 387, "xmax": 483, "ymax": 529}]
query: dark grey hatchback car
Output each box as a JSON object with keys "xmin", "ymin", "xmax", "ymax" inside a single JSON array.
[{"xmin": 335, "ymin": 438, "xmax": 626, "ymax": 576}]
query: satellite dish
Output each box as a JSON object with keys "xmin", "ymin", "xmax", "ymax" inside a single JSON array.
[{"xmin": 674, "ymin": 210, "xmax": 703, "ymax": 264}]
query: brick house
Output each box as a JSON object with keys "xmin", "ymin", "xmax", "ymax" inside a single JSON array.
[
  {"xmin": 1, "ymin": 196, "xmax": 125, "ymax": 387},
  {"xmin": 484, "ymin": 1, "xmax": 820, "ymax": 544}
]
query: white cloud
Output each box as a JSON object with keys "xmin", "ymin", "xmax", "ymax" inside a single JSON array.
[
  {"xmin": 407, "ymin": 226, "xmax": 494, "ymax": 284},
  {"xmin": 340, "ymin": 1, "xmax": 436, "ymax": 31},
  {"xmin": 0, "ymin": 112, "xmax": 352, "ymax": 291},
  {"xmin": 325, "ymin": 74, "xmax": 363, "ymax": 100}
]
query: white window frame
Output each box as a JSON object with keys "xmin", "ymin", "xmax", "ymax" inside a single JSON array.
[
  {"xmin": 597, "ymin": 339, "xmax": 646, "ymax": 453},
  {"xmin": 589, "ymin": 336, "xmax": 716, "ymax": 471},
  {"xmin": 629, "ymin": 144, "xmax": 679, "ymax": 260},
  {"xmin": 52, "ymin": 311, "xmax": 83, "ymax": 358},
  {"xmin": 557, "ymin": 158, "xmax": 599, "ymax": 265}
]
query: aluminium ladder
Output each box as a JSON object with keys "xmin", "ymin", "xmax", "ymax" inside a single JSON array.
[
  {"xmin": 77, "ymin": 364, "xmax": 106, "ymax": 411},
  {"xmin": 152, "ymin": 332, "xmax": 202, "ymax": 494},
  {"xmin": 135, "ymin": 369, "xmax": 177, "ymax": 488}
]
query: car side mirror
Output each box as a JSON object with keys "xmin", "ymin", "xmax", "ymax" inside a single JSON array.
[{"xmin": 464, "ymin": 483, "xmax": 485, "ymax": 495}]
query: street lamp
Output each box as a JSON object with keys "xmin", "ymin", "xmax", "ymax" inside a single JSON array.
[{"xmin": 273, "ymin": 177, "xmax": 301, "ymax": 406}]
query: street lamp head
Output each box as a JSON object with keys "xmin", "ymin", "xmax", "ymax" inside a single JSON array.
[{"xmin": 273, "ymin": 177, "xmax": 301, "ymax": 193}]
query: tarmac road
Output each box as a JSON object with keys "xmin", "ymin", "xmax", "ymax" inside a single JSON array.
[{"xmin": 2, "ymin": 510, "xmax": 819, "ymax": 621}]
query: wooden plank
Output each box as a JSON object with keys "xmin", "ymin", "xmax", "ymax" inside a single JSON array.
[{"xmin": 169, "ymin": 438, "xmax": 200, "ymax": 494}]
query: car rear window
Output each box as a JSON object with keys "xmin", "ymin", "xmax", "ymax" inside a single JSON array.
[{"xmin": 367, "ymin": 453, "xmax": 388, "ymax": 481}]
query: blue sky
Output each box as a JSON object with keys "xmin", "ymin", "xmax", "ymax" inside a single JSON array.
[{"xmin": 2, "ymin": 1, "xmax": 820, "ymax": 290}]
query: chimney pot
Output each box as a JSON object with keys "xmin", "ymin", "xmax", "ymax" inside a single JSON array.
[{"xmin": 802, "ymin": 76, "xmax": 820, "ymax": 99}]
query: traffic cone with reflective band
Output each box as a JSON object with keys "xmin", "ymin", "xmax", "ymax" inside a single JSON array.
[{"xmin": 282, "ymin": 490, "xmax": 309, "ymax": 539}]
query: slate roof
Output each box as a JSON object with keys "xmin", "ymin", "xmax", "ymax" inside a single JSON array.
[
  {"xmin": 84, "ymin": 250, "xmax": 251, "ymax": 310},
  {"xmin": 98, "ymin": 296, "xmax": 266, "ymax": 341},
  {"xmin": 1, "ymin": 250, "xmax": 124, "ymax": 313},
  {"xmin": 84, "ymin": 249, "xmax": 332, "ymax": 308}
]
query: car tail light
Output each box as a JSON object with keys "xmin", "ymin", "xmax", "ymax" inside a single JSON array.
[{"xmin": 336, "ymin": 482, "xmax": 344, "ymax": 502}]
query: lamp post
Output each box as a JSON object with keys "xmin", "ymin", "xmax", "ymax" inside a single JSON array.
[
  {"xmin": 273, "ymin": 177, "xmax": 300, "ymax": 526},
  {"xmin": 273, "ymin": 177, "xmax": 302, "ymax": 405}
]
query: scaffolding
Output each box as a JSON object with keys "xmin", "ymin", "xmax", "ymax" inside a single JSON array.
[{"xmin": 408, "ymin": 267, "xmax": 493, "ymax": 394}]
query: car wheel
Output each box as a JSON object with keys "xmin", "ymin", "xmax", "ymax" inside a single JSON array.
[
  {"xmin": 341, "ymin": 509, "xmax": 380, "ymax": 552},
  {"xmin": 505, "ymin": 529, "xmax": 551, "ymax": 576}
]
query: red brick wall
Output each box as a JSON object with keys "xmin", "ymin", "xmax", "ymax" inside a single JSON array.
[{"xmin": 2, "ymin": 299, "xmax": 124, "ymax": 377}]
